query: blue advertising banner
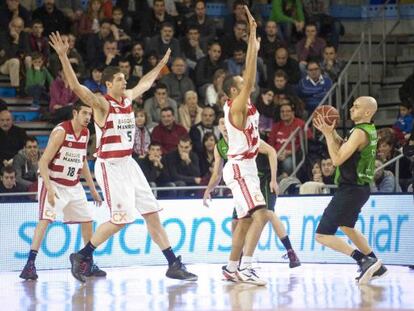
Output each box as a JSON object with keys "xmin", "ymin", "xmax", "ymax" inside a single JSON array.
[{"xmin": 1, "ymin": 194, "xmax": 413, "ymax": 271}]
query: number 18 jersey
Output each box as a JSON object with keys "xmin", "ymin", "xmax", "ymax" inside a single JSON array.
[
  {"xmin": 48, "ymin": 120, "xmax": 89, "ymax": 186},
  {"xmin": 95, "ymin": 94, "xmax": 135, "ymax": 161}
]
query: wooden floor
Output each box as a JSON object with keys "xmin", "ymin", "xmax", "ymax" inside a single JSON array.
[{"xmin": 2, "ymin": 263, "xmax": 414, "ymax": 310}]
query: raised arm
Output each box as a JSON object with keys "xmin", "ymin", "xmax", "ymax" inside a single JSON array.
[
  {"xmin": 203, "ymin": 145, "xmax": 225, "ymax": 207},
  {"xmin": 49, "ymin": 32, "xmax": 108, "ymax": 114},
  {"xmin": 231, "ymin": 6, "xmax": 260, "ymax": 128},
  {"xmin": 259, "ymin": 140, "xmax": 279, "ymax": 194},
  {"xmin": 38, "ymin": 129, "xmax": 65, "ymax": 207},
  {"xmin": 125, "ymin": 49, "xmax": 171, "ymax": 100}
]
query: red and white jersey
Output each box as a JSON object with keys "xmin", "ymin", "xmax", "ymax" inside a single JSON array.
[
  {"xmin": 48, "ymin": 121, "xmax": 89, "ymax": 186},
  {"xmin": 95, "ymin": 95, "xmax": 135, "ymax": 161},
  {"xmin": 223, "ymin": 99, "xmax": 260, "ymax": 161}
]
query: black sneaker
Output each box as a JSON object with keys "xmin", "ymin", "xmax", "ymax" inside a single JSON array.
[
  {"xmin": 357, "ymin": 256, "xmax": 381, "ymax": 285},
  {"xmin": 283, "ymin": 250, "xmax": 301, "ymax": 268},
  {"xmin": 166, "ymin": 256, "xmax": 198, "ymax": 281},
  {"xmin": 19, "ymin": 261, "xmax": 38, "ymax": 280},
  {"xmin": 84, "ymin": 262, "xmax": 107, "ymax": 277},
  {"xmin": 409, "ymin": 265, "xmax": 414, "ymax": 270},
  {"xmin": 69, "ymin": 253, "xmax": 88, "ymax": 283},
  {"xmin": 372, "ymin": 265, "xmax": 388, "ymax": 280}
]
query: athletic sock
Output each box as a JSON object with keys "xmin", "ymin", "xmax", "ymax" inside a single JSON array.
[
  {"xmin": 367, "ymin": 251, "xmax": 377, "ymax": 259},
  {"xmin": 240, "ymin": 256, "xmax": 253, "ymax": 270},
  {"xmin": 226, "ymin": 261, "xmax": 239, "ymax": 273},
  {"xmin": 28, "ymin": 250, "xmax": 38, "ymax": 263},
  {"xmin": 280, "ymin": 235, "xmax": 293, "ymax": 251},
  {"xmin": 79, "ymin": 241, "xmax": 96, "ymax": 258},
  {"xmin": 162, "ymin": 247, "xmax": 177, "ymax": 266},
  {"xmin": 351, "ymin": 249, "xmax": 365, "ymax": 262}
]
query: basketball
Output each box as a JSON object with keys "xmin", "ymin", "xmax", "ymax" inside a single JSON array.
[{"xmin": 313, "ymin": 105, "xmax": 340, "ymax": 127}]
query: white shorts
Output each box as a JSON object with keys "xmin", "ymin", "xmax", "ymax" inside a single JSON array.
[
  {"xmin": 94, "ymin": 156, "xmax": 161, "ymax": 225},
  {"xmin": 38, "ymin": 178, "xmax": 92, "ymax": 223},
  {"xmin": 223, "ymin": 159, "xmax": 266, "ymax": 219}
]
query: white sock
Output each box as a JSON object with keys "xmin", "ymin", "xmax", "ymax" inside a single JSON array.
[
  {"xmin": 240, "ymin": 256, "xmax": 253, "ymax": 270},
  {"xmin": 226, "ymin": 261, "xmax": 239, "ymax": 272}
]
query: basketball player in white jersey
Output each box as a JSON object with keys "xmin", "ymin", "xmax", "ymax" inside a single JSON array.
[
  {"xmin": 49, "ymin": 32, "xmax": 197, "ymax": 283},
  {"xmin": 219, "ymin": 6, "xmax": 274, "ymax": 286},
  {"xmin": 19, "ymin": 102, "xmax": 105, "ymax": 280}
]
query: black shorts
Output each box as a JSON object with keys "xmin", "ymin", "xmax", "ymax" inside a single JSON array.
[
  {"xmin": 231, "ymin": 177, "xmax": 276, "ymax": 219},
  {"xmin": 316, "ymin": 184, "xmax": 370, "ymax": 235}
]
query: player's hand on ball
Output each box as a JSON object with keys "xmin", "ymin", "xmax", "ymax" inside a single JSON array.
[{"xmin": 313, "ymin": 115, "xmax": 336, "ymax": 135}]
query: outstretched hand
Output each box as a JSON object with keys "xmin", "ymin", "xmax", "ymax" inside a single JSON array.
[
  {"xmin": 157, "ymin": 48, "xmax": 171, "ymax": 68},
  {"xmin": 49, "ymin": 32, "xmax": 69, "ymax": 56},
  {"xmin": 244, "ymin": 5, "xmax": 256, "ymax": 29}
]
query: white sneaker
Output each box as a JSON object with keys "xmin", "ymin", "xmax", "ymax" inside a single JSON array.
[
  {"xmin": 222, "ymin": 265, "xmax": 238, "ymax": 282},
  {"xmin": 236, "ymin": 267, "xmax": 267, "ymax": 286}
]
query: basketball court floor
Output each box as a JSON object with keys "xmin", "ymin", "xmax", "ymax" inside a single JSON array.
[{"xmin": 1, "ymin": 263, "xmax": 413, "ymax": 310}]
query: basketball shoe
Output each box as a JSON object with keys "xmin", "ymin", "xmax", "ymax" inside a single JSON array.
[
  {"xmin": 166, "ymin": 256, "xmax": 198, "ymax": 281},
  {"xmin": 357, "ymin": 256, "xmax": 382, "ymax": 284},
  {"xmin": 283, "ymin": 250, "xmax": 301, "ymax": 268},
  {"xmin": 236, "ymin": 267, "xmax": 267, "ymax": 286},
  {"xmin": 19, "ymin": 261, "xmax": 38, "ymax": 280},
  {"xmin": 222, "ymin": 265, "xmax": 238, "ymax": 282}
]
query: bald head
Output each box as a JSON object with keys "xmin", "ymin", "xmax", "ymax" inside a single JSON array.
[
  {"xmin": 358, "ymin": 96, "xmax": 377, "ymax": 112},
  {"xmin": 0, "ymin": 110, "xmax": 13, "ymax": 132},
  {"xmin": 350, "ymin": 96, "xmax": 378, "ymax": 123}
]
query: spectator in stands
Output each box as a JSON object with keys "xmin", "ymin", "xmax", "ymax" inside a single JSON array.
[
  {"xmin": 48, "ymin": 33, "xmax": 85, "ymax": 79},
  {"xmin": 321, "ymin": 156, "xmax": 335, "ymax": 184},
  {"xmin": 296, "ymin": 22, "xmax": 326, "ymax": 72},
  {"xmin": 83, "ymin": 65, "xmax": 107, "ymax": 94},
  {"xmin": 186, "ymin": 0, "xmax": 216, "ymax": 43},
  {"xmin": 25, "ymin": 52, "xmax": 53, "ymax": 107},
  {"xmin": 223, "ymin": 0, "xmax": 248, "ymax": 36},
  {"xmin": 179, "ymin": 25, "xmax": 207, "ymax": 70},
  {"xmin": 268, "ymin": 101, "xmax": 312, "ymax": 175},
  {"xmin": 393, "ymin": 102, "xmax": 413, "ymax": 140},
  {"xmin": 0, "ymin": 0, "xmax": 31, "ymax": 31},
  {"xmin": 198, "ymin": 132, "xmax": 217, "ymax": 178},
  {"xmin": 127, "ymin": 42, "xmax": 147, "ymax": 80},
  {"xmin": 399, "ymin": 72, "xmax": 414, "ymax": 104},
  {"xmin": 256, "ymin": 88, "xmax": 276, "ymax": 136},
  {"xmin": 137, "ymin": 143, "xmax": 175, "ymax": 197},
  {"xmin": 205, "ymin": 69, "xmax": 226, "ymax": 107},
  {"xmin": 76, "ymin": 0, "xmax": 104, "ymax": 36},
  {"xmin": 299, "ymin": 158, "xmax": 326, "ymax": 194},
  {"xmin": 118, "ymin": 58, "xmax": 139, "ymax": 89},
  {"xmin": 259, "ymin": 20, "xmax": 286, "ymax": 64},
  {"xmin": 266, "ymin": 47, "xmax": 301, "ymax": 86},
  {"xmin": 12, "ymin": 136, "xmax": 40, "ymax": 189},
  {"xmin": 148, "ymin": 0, "xmax": 179, "ymax": 17},
  {"xmin": 302, "ymin": 0, "xmax": 343, "ymax": 49},
  {"xmin": 165, "ymin": 136, "xmax": 202, "ymax": 194},
  {"xmin": 320, "ymin": 44, "xmax": 345, "ymax": 82},
  {"xmin": 195, "ymin": 42, "xmax": 225, "ymax": 94},
  {"xmin": 32, "ymin": 0, "xmax": 70, "ymax": 36},
  {"xmin": 189, "ymin": 106, "xmax": 220, "ymax": 154},
  {"xmin": 147, "ymin": 22, "xmax": 182, "ymax": 60},
  {"xmin": 143, "ymin": 50, "xmax": 170, "ymax": 81},
  {"xmin": 0, "ymin": 166, "xmax": 27, "ymax": 198},
  {"xmin": 54, "ymin": 0, "xmax": 83, "ymax": 22},
  {"xmin": 28, "ymin": 20, "xmax": 49, "ymax": 63},
  {"xmin": 86, "ymin": 19, "xmax": 116, "ymax": 68},
  {"xmin": 95, "ymin": 40, "xmax": 121, "ymax": 68},
  {"xmin": 270, "ymin": 0, "xmax": 305, "ymax": 44},
  {"xmin": 377, "ymin": 135, "xmax": 396, "ymax": 165},
  {"xmin": 140, "ymin": 0, "xmax": 176, "ymax": 39},
  {"xmin": 297, "ymin": 60, "xmax": 333, "ymax": 114},
  {"xmin": 160, "ymin": 57, "xmax": 195, "ymax": 105},
  {"xmin": 178, "ymin": 90, "xmax": 203, "ymax": 131},
  {"xmin": 19, "ymin": 0, "xmax": 37, "ymax": 12},
  {"xmin": 0, "ymin": 110, "xmax": 27, "ymax": 169},
  {"xmin": 371, "ymin": 159, "xmax": 401, "ymax": 193},
  {"xmin": 221, "ymin": 20, "xmax": 248, "ymax": 60},
  {"xmin": 133, "ymin": 108, "xmax": 151, "ymax": 159},
  {"xmin": 116, "ymin": 0, "xmax": 150, "ymax": 37},
  {"xmin": 144, "ymin": 83, "xmax": 178, "ymax": 127},
  {"xmin": 111, "ymin": 6, "xmax": 132, "ymax": 52},
  {"xmin": 151, "ymin": 107, "xmax": 188, "ymax": 154},
  {"xmin": 0, "ymin": 17, "xmax": 29, "ymax": 94},
  {"xmin": 49, "ymin": 70, "xmax": 79, "ymax": 124}
]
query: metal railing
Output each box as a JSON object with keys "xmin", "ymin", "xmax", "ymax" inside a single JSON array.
[
  {"xmin": 375, "ymin": 152, "xmax": 404, "ymax": 190},
  {"xmin": 276, "ymin": 126, "xmax": 306, "ymax": 177}
]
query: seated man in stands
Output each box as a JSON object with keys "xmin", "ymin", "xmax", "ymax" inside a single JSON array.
[
  {"xmin": 189, "ymin": 106, "xmax": 220, "ymax": 154},
  {"xmin": 370, "ymin": 159, "xmax": 401, "ymax": 193},
  {"xmin": 266, "ymin": 47, "xmax": 301, "ymax": 86},
  {"xmin": 0, "ymin": 166, "xmax": 27, "ymax": 201},
  {"xmin": 297, "ymin": 60, "xmax": 333, "ymax": 115},
  {"xmin": 0, "ymin": 110, "xmax": 27, "ymax": 169},
  {"xmin": 320, "ymin": 44, "xmax": 345, "ymax": 82},
  {"xmin": 12, "ymin": 136, "xmax": 41, "ymax": 190},
  {"xmin": 321, "ymin": 156, "xmax": 335, "ymax": 185},
  {"xmin": 165, "ymin": 136, "xmax": 201, "ymax": 197},
  {"xmin": 144, "ymin": 83, "xmax": 178, "ymax": 128},
  {"xmin": 296, "ymin": 23, "xmax": 326, "ymax": 72},
  {"xmin": 83, "ymin": 65, "xmax": 107, "ymax": 94}
]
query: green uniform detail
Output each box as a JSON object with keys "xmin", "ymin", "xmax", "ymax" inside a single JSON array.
[
  {"xmin": 216, "ymin": 138, "xmax": 276, "ymax": 218},
  {"xmin": 334, "ymin": 123, "xmax": 377, "ymax": 186}
]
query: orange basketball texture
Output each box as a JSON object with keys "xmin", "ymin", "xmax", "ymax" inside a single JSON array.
[{"xmin": 313, "ymin": 105, "xmax": 340, "ymax": 126}]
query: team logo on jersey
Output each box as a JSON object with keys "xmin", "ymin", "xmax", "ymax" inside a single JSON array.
[
  {"xmin": 253, "ymin": 193, "xmax": 265, "ymax": 203},
  {"xmin": 115, "ymin": 108, "xmax": 120, "ymax": 113},
  {"xmin": 68, "ymin": 142, "xmax": 72, "ymax": 147}
]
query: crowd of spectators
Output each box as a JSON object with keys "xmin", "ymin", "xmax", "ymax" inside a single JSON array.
[{"xmin": 0, "ymin": 0, "xmax": 412, "ymax": 198}]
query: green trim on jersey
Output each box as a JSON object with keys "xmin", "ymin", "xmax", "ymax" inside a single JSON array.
[
  {"xmin": 335, "ymin": 123, "xmax": 377, "ymax": 186},
  {"xmin": 216, "ymin": 138, "xmax": 229, "ymax": 161}
]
